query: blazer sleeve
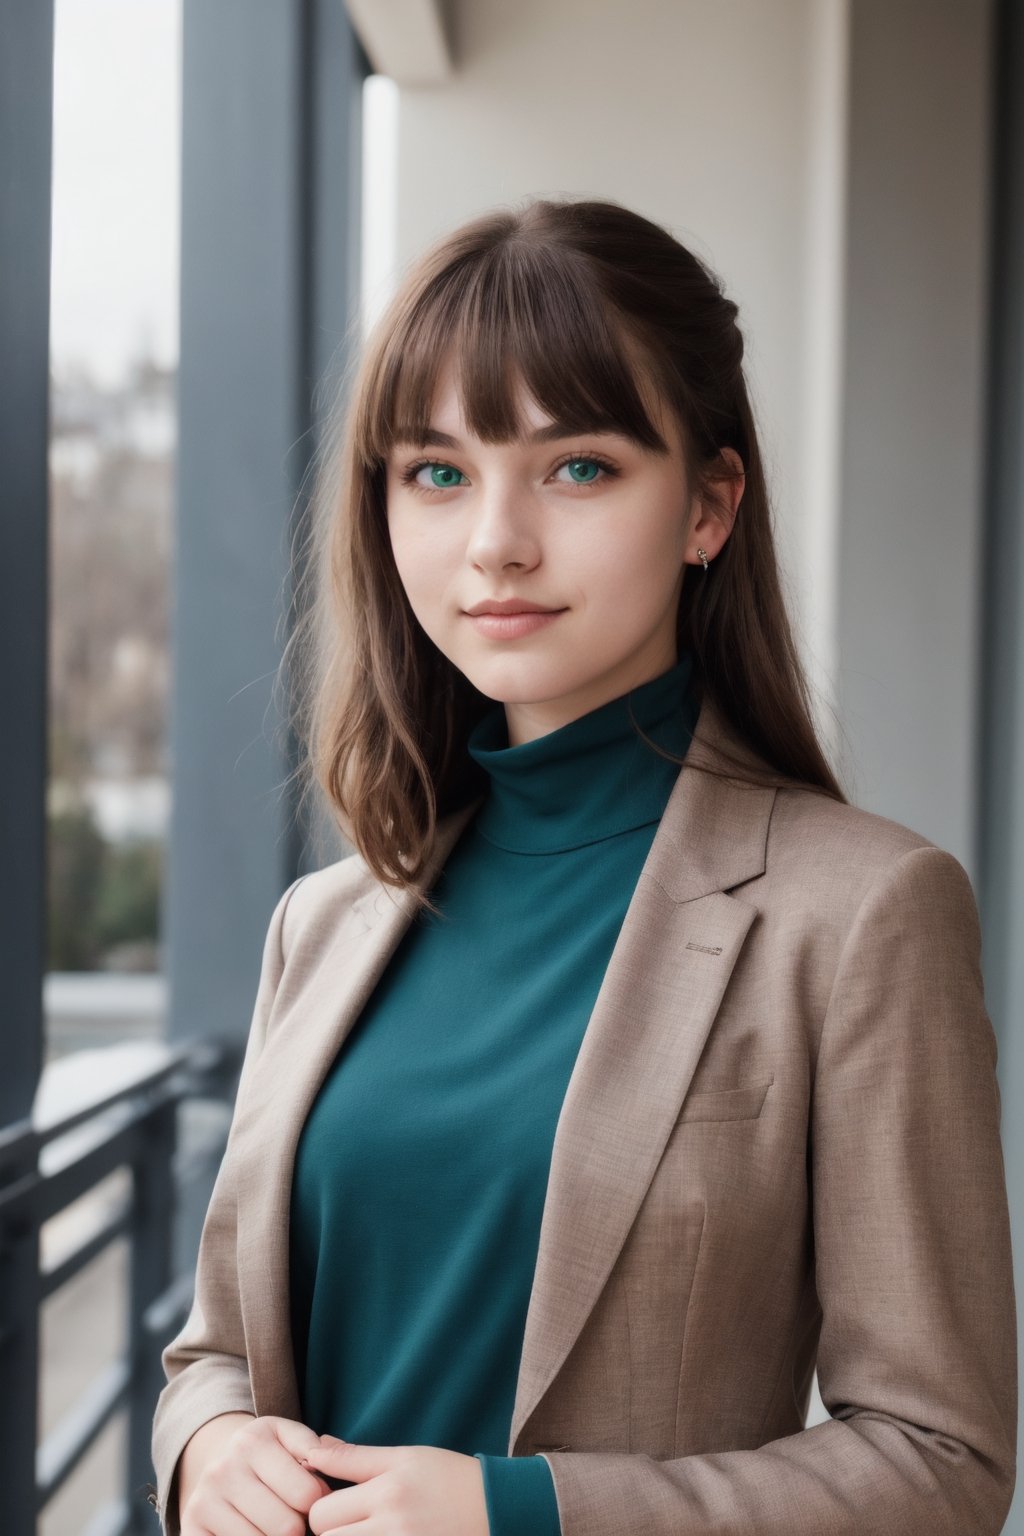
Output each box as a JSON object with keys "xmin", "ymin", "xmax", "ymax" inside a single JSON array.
[
  {"xmin": 148, "ymin": 873, "xmax": 309, "ymax": 1536},
  {"xmin": 535, "ymin": 844, "xmax": 1018, "ymax": 1536}
]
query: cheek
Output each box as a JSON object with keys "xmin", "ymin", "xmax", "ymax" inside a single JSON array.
[
  {"xmin": 389, "ymin": 515, "xmax": 442, "ymax": 597},
  {"xmin": 387, "ymin": 516, "xmax": 463, "ymax": 640},
  {"xmin": 571, "ymin": 506, "xmax": 685, "ymax": 600}
]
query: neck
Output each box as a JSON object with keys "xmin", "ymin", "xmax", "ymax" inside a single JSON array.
[
  {"xmin": 465, "ymin": 650, "xmax": 699, "ymax": 854},
  {"xmin": 501, "ymin": 644, "xmax": 682, "ymax": 747}
]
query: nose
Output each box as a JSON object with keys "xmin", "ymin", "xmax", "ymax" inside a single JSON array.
[{"xmin": 464, "ymin": 479, "xmax": 541, "ymax": 574}]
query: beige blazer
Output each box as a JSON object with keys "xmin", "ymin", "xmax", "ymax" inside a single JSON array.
[{"xmin": 150, "ymin": 696, "xmax": 1018, "ymax": 1536}]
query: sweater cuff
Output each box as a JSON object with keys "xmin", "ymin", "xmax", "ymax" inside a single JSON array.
[{"xmin": 472, "ymin": 1452, "xmax": 562, "ymax": 1536}]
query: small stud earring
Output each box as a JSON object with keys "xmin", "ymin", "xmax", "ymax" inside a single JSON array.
[{"xmin": 697, "ymin": 547, "xmax": 710, "ymax": 570}]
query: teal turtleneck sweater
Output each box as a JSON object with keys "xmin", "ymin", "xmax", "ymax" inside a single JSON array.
[{"xmin": 288, "ymin": 651, "xmax": 699, "ymax": 1535}]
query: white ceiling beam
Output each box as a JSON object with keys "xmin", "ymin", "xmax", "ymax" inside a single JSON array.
[{"xmin": 343, "ymin": 0, "xmax": 453, "ymax": 84}]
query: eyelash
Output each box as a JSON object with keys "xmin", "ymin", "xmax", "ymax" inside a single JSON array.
[{"xmin": 397, "ymin": 451, "xmax": 621, "ymax": 494}]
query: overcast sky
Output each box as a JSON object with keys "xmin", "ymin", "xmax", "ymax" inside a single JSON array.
[{"xmin": 50, "ymin": 0, "xmax": 181, "ymax": 387}]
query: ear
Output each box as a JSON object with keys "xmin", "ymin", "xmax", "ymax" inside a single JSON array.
[{"xmin": 686, "ymin": 447, "xmax": 744, "ymax": 565}]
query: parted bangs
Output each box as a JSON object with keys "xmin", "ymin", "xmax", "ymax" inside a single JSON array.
[{"xmin": 357, "ymin": 239, "xmax": 676, "ymax": 466}]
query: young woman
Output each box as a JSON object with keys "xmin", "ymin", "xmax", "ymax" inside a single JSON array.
[{"xmin": 150, "ymin": 197, "xmax": 1017, "ymax": 1536}]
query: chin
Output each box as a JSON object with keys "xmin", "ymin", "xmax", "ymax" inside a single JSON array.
[{"xmin": 459, "ymin": 656, "xmax": 590, "ymax": 706}]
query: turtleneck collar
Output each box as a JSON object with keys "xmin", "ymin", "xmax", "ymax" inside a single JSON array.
[{"xmin": 465, "ymin": 651, "xmax": 699, "ymax": 854}]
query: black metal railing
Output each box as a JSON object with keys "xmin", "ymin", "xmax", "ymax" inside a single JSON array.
[{"xmin": 0, "ymin": 1038, "xmax": 234, "ymax": 1535}]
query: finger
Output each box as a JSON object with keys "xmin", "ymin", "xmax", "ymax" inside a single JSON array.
[
  {"xmin": 267, "ymin": 1415, "xmax": 327, "ymax": 1464},
  {"xmin": 225, "ymin": 1474, "xmax": 302, "ymax": 1536},
  {"xmin": 182, "ymin": 1489, "xmax": 264, "ymax": 1536},
  {"xmin": 308, "ymin": 1481, "xmax": 376, "ymax": 1531},
  {"xmin": 303, "ymin": 1441, "xmax": 393, "ymax": 1480},
  {"xmin": 247, "ymin": 1435, "xmax": 332, "ymax": 1510}
]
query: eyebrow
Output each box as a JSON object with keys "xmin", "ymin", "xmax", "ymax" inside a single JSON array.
[{"xmin": 393, "ymin": 422, "xmax": 618, "ymax": 450}]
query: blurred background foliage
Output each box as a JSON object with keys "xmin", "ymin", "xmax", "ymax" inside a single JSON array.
[{"xmin": 47, "ymin": 800, "xmax": 162, "ymax": 971}]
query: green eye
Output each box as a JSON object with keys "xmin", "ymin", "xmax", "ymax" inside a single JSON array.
[
  {"xmin": 399, "ymin": 460, "xmax": 467, "ymax": 491},
  {"xmin": 564, "ymin": 458, "xmax": 600, "ymax": 484},
  {"xmin": 427, "ymin": 464, "xmax": 465, "ymax": 489},
  {"xmin": 554, "ymin": 452, "xmax": 618, "ymax": 486}
]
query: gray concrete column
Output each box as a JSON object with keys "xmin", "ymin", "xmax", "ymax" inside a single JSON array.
[
  {"xmin": 836, "ymin": 0, "xmax": 994, "ymax": 872},
  {"xmin": 168, "ymin": 1, "xmax": 366, "ymax": 1069}
]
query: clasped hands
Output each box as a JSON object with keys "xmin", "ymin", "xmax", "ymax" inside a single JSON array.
[{"xmin": 180, "ymin": 1414, "xmax": 490, "ymax": 1536}]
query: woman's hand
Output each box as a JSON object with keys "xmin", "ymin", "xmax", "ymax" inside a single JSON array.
[
  {"xmin": 302, "ymin": 1436, "xmax": 490, "ymax": 1536},
  {"xmin": 180, "ymin": 1414, "xmax": 332, "ymax": 1535}
]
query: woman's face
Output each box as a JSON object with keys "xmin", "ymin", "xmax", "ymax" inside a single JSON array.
[{"xmin": 385, "ymin": 361, "xmax": 740, "ymax": 745}]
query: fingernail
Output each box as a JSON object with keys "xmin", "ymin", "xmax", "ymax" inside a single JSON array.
[{"xmin": 318, "ymin": 1433, "xmax": 348, "ymax": 1446}]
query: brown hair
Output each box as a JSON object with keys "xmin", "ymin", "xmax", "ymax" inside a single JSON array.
[{"xmin": 282, "ymin": 196, "xmax": 847, "ymax": 908}]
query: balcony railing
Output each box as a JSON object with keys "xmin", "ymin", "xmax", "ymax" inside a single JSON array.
[{"xmin": 0, "ymin": 1036, "xmax": 236, "ymax": 1535}]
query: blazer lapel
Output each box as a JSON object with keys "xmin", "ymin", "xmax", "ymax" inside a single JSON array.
[
  {"xmin": 506, "ymin": 697, "xmax": 776, "ymax": 1450},
  {"xmin": 234, "ymin": 796, "xmax": 481, "ymax": 1420}
]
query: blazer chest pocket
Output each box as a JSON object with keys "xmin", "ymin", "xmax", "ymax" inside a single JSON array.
[{"xmin": 677, "ymin": 1075, "xmax": 774, "ymax": 1123}]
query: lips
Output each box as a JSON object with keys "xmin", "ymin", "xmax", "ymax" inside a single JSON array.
[
  {"xmin": 464, "ymin": 608, "xmax": 566, "ymax": 638},
  {"xmin": 465, "ymin": 601, "xmax": 563, "ymax": 616}
]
